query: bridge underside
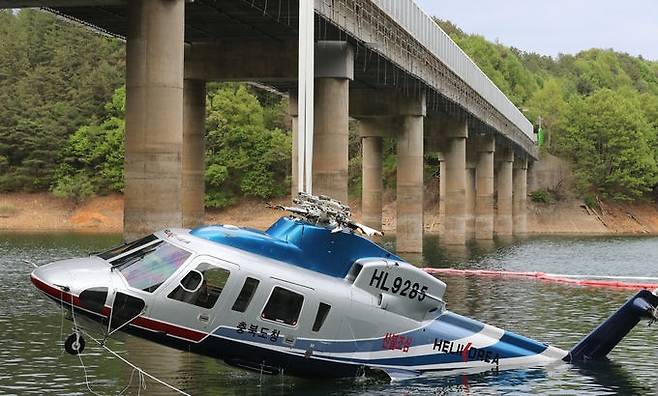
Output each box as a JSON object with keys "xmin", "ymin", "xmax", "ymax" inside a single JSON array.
[{"xmin": 1, "ymin": 0, "xmax": 536, "ymax": 250}]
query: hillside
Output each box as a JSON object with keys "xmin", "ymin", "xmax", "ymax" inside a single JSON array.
[{"xmin": 1, "ymin": 10, "xmax": 657, "ymax": 208}]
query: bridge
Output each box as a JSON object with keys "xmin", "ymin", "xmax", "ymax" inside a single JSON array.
[{"xmin": 0, "ymin": 0, "xmax": 537, "ymax": 252}]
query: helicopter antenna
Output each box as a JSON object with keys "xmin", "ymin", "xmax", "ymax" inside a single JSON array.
[{"xmin": 268, "ymin": 193, "xmax": 383, "ymax": 237}]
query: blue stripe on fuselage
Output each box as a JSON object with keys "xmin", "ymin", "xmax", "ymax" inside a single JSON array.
[{"xmin": 213, "ymin": 311, "xmax": 485, "ymax": 354}]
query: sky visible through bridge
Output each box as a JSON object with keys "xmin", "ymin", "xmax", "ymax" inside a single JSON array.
[{"xmin": 416, "ymin": 0, "xmax": 658, "ymax": 60}]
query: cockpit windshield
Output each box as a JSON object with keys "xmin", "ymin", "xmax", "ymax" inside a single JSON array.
[
  {"xmin": 114, "ymin": 241, "xmax": 192, "ymax": 293},
  {"xmin": 97, "ymin": 234, "xmax": 158, "ymax": 261}
]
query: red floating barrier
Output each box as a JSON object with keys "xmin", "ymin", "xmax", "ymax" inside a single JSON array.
[{"xmin": 423, "ymin": 268, "xmax": 658, "ymax": 290}]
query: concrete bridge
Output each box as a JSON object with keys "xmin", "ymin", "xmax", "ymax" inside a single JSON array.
[{"xmin": 1, "ymin": 0, "xmax": 537, "ymax": 252}]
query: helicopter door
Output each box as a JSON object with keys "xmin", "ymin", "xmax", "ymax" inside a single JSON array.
[{"xmin": 150, "ymin": 256, "xmax": 239, "ymax": 337}]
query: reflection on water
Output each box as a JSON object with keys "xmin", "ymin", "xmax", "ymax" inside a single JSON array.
[{"xmin": 2, "ymin": 232, "xmax": 658, "ymax": 395}]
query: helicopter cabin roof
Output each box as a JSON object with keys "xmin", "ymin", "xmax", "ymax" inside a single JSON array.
[{"xmin": 189, "ymin": 217, "xmax": 400, "ymax": 278}]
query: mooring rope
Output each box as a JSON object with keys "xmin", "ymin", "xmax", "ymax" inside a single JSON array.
[{"xmin": 58, "ymin": 286, "xmax": 191, "ymax": 396}]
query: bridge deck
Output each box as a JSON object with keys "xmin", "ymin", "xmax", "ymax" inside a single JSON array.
[{"xmin": 0, "ymin": 0, "xmax": 537, "ymax": 157}]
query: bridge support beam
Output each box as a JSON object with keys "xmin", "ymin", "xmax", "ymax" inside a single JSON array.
[
  {"xmin": 443, "ymin": 119, "xmax": 468, "ymax": 245},
  {"xmin": 396, "ymin": 114, "xmax": 424, "ymax": 253},
  {"xmin": 465, "ymin": 149, "xmax": 476, "ymax": 240},
  {"xmin": 437, "ymin": 152, "xmax": 446, "ymax": 235},
  {"xmin": 495, "ymin": 148, "xmax": 514, "ymax": 236},
  {"xmin": 513, "ymin": 156, "xmax": 528, "ymax": 235},
  {"xmin": 475, "ymin": 136, "xmax": 495, "ymax": 240},
  {"xmin": 124, "ymin": 0, "xmax": 185, "ymax": 241},
  {"xmin": 182, "ymin": 79, "xmax": 206, "ymax": 229},
  {"xmin": 360, "ymin": 124, "xmax": 384, "ymax": 229},
  {"xmin": 312, "ymin": 42, "xmax": 353, "ymax": 203},
  {"xmin": 352, "ymin": 89, "xmax": 426, "ymax": 251}
]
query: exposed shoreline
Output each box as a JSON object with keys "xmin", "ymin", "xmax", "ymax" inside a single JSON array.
[{"xmin": 2, "ymin": 192, "xmax": 658, "ymax": 236}]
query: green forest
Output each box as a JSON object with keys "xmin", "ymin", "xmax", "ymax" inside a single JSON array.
[{"xmin": 1, "ymin": 9, "xmax": 658, "ymax": 207}]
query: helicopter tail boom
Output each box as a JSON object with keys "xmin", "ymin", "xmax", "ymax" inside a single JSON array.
[{"xmin": 566, "ymin": 289, "xmax": 658, "ymax": 361}]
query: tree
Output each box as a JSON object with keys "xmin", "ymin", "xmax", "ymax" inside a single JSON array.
[
  {"xmin": 204, "ymin": 84, "xmax": 291, "ymax": 208},
  {"xmin": 525, "ymin": 78, "xmax": 568, "ymax": 151},
  {"xmin": 53, "ymin": 87, "xmax": 125, "ymax": 198},
  {"xmin": 0, "ymin": 9, "xmax": 124, "ymax": 192},
  {"xmin": 556, "ymin": 89, "xmax": 658, "ymax": 200}
]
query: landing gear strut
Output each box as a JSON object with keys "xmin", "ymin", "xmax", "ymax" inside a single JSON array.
[{"xmin": 65, "ymin": 332, "xmax": 86, "ymax": 355}]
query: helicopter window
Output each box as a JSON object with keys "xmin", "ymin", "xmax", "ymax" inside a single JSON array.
[
  {"xmin": 118, "ymin": 242, "xmax": 191, "ymax": 292},
  {"xmin": 98, "ymin": 234, "xmax": 158, "ymax": 260},
  {"xmin": 312, "ymin": 303, "xmax": 331, "ymax": 332},
  {"xmin": 231, "ymin": 277, "xmax": 260, "ymax": 313},
  {"xmin": 168, "ymin": 264, "xmax": 230, "ymax": 309},
  {"xmin": 261, "ymin": 287, "xmax": 304, "ymax": 326}
]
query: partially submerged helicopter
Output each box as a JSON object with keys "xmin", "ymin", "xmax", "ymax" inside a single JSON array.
[{"xmin": 31, "ymin": 193, "xmax": 658, "ymax": 380}]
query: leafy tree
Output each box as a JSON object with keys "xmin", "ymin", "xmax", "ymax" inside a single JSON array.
[
  {"xmin": 525, "ymin": 78, "xmax": 568, "ymax": 151},
  {"xmin": 0, "ymin": 9, "xmax": 124, "ymax": 192},
  {"xmin": 53, "ymin": 87, "xmax": 125, "ymax": 198},
  {"xmin": 556, "ymin": 89, "xmax": 658, "ymax": 200},
  {"xmin": 204, "ymin": 84, "xmax": 291, "ymax": 208}
]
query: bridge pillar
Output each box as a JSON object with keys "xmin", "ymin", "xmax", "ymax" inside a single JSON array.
[
  {"xmin": 313, "ymin": 41, "xmax": 353, "ymax": 203},
  {"xmin": 475, "ymin": 136, "xmax": 495, "ymax": 240},
  {"xmin": 465, "ymin": 149, "xmax": 476, "ymax": 240},
  {"xmin": 495, "ymin": 148, "xmax": 514, "ymax": 236},
  {"xmin": 289, "ymin": 92, "xmax": 298, "ymax": 197},
  {"xmin": 443, "ymin": 119, "xmax": 468, "ymax": 245},
  {"xmin": 396, "ymin": 114, "xmax": 424, "ymax": 253},
  {"xmin": 437, "ymin": 152, "xmax": 446, "ymax": 235},
  {"xmin": 360, "ymin": 120, "xmax": 384, "ymax": 229},
  {"xmin": 513, "ymin": 156, "xmax": 528, "ymax": 235},
  {"xmin": 182, "ymin": 79, "xmax": 206, "ymax": 229},
  {"xmin": 124, "ymin": 0, "xmax": 185, "ymax": 241}
]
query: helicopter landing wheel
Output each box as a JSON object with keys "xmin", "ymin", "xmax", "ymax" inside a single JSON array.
[{"xmin": 65, "ymin": 333, "xmax": 86, "ymax": 355}]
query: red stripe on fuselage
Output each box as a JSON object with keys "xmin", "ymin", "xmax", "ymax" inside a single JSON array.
[{"xmin": 30, "ymin": 274, "xmax": 206, "ymax": 342}]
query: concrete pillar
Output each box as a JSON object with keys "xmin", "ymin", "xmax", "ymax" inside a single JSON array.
[
  {"xmin": 475, "ymin": 136, "xmax": 495, "ymax": 240},
  {"xmin": 443, "ymin": 120, "xmax": 468, "ymax": 245},
  {"xmin": 124, "ymin": 0, "xmax": 185, "ymax": 241},
  {"xmin": 495, "ymin": 148, "xmax": 514, "ymax": 236},
  {"xmin": 513, "ymin": 156, "xmax": 528, "ymax": 235},
  {"xmin": 289, "ymin": 93, "xmax": 298, "ymax": 197},
  {"xmin": 313, "ymin": 42, "xmax": 353, "ymax": 203},
  {"xmin": 437, "ymin": 152, "xmax": 446, "ymax": 235},
  {"xmin": 396, "ymin": 115, "xmax": 424, "ymax": 253},
  {"xmin": 182, "ymin": 79, "xmax": 206, "ymax": 229},
  {"xmin": 361, "ymin": 134, "xmax": 383, "ymax": 229},
  {"xmin": 464, "ymin": 162, "xmax": 476, "ymax": 240}
]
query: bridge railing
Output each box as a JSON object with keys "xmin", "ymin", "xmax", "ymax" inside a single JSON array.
[{"xmin": 366, "ymin": 0, "xmax": 535, "ymax": 141}]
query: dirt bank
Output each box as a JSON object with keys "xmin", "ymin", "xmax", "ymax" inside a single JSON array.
[{"xmin": 1, "ymin": 192, "xmax": 658, "ymax": 235}]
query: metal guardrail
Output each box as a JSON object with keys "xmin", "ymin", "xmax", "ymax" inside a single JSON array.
[{"xmin": 366, "ymin": 0, "xmax": 535, "ymax": 141}]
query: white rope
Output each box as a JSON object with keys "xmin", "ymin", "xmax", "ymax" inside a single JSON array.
[
  {"xmin": 81, "ymin": 331, "xmax": 191, "ymax": 396},
  {"xmin": 68, "ymin": 290, "xmax": 105, "ymax": 396},
  {"xmin": 23, "ymin": 259, "xmax": 38, "ymax": 268},
  {"xmin": 58, "ymin": 286, "xmax": 192, "ymax": 396}
]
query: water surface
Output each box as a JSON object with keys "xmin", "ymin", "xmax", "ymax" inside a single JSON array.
[{"xmin": 1, "ymin": 232, "xmax": 658, "ymax": 395}]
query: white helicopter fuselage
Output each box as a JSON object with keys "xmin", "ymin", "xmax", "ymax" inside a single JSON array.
[{"xmin": 30, "ymin": 216, "xmax": 658, "ymax": 379}]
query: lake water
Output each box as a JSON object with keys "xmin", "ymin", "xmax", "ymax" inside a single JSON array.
[{"xmin": 2, "ymin": 232, "xmax": 658, "ymax": 395}]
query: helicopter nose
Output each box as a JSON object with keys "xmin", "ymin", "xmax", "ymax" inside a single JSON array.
[
  {"xmin": 31, "ymin": 261, "xmax": 74, "ymax": 292},
  {"xmin": 30, "ymin": 256, "xmax": 112, "ymax": 302}
]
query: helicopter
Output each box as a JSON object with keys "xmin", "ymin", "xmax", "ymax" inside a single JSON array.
[{"xmin": 31, "ymin": 193, "xmax": 658, "ymax": 380}]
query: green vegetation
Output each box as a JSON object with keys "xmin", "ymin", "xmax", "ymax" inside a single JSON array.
[
  {"xmin": 1, "ymin": 9, "xmax": 657, "ymax": 206},
  {"xmin": 436, "ymin": 20, "xmax": 658, "ymax": 201},
  {"xmin": 0, "ymin": 10, "xmax": 291, "ymax": 207},
  {"xmin": 204, "ymin": 83, "xmax": 291, "ymax": 208},
  {"xmin": 0, "ymin": 9, "xmax": 124, "ymax": 192}
]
